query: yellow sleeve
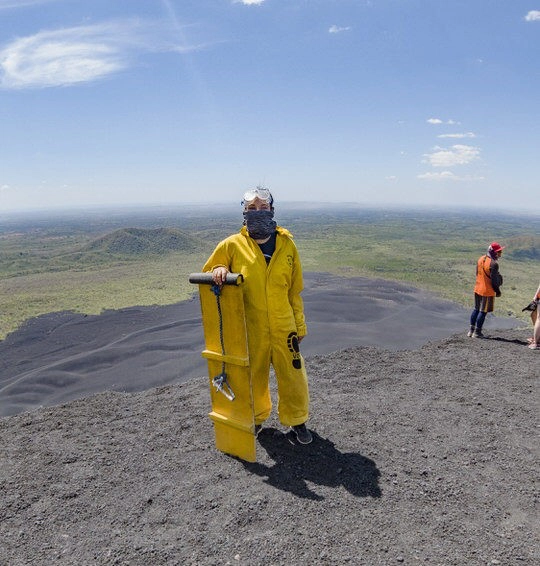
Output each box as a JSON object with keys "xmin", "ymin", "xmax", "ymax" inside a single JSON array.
[
  {"xmin": 202, "ymin": 239, "xmax": 231, "ymax": 273},
  {"xmin": 288, "ymin": 243, "xmax": 307, "ymax": 337}
]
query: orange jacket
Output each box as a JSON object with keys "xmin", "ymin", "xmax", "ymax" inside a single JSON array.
[{"xmin": 474, "ymin": 255, "xmax": 500, "ymax": 297}]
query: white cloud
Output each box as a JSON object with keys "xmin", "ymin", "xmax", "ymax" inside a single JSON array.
[
  {"xmin": 385, "ymin": 175, "xmax": 397, "ymax": 181},
  {"xmin": 438, "ymin": 132, "xmax": 476, "ymax": 139},
  {"xmin": 0, "ymin": 184, "xmax": 9, "ymax": 192},
  {"xmin": 234, "ymin": 0, "xmax": 265, "ymax": 5},
  {"xmin": 0, "ymin": 19, "xmax": 202, "ymax": 89},
  {"xmin": 329, "ymin": 25, "xmax": 352, "ymax": 34},
  {"xmin": 427, "ymin": 117, "xmax": 459, "ymax": 125},
  {"xmin": 417, "ymin": 171, "xmax": 459, "ymax": 181},
  {"xmin": 525, "ymin": 10, "xmax": 540, "ymax": 21},
  {"xmin": 0, "ymin": 0, "xmax": 60, "ymax": 8},
  {"xmin": 417, "ymin": 171, "xmax": 485, "ymax": 182},
  {"xmin": 423, "ymin": 144, "xmax": 481, "ymax": 168}
]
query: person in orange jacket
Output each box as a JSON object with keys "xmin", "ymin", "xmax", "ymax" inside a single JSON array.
[
  {"xmin": 203, "ymin": 186, "xmax": 312, "ymax": 444},
  {"xmin": 468, "ymin": 242, "xmax": 504, "ymax": 338}
]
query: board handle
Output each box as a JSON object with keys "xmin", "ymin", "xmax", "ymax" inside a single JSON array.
[{"xmin": 188, "ymin": 272, "xmax": 244, "ymax": 286}]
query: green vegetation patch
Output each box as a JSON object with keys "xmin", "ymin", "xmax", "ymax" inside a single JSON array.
[
  {"xmin": 87, "ymin": 227, "xmax": 205, "ymax": 255},
  {"xmin": 505, "ymin": 235, "xmax": 540, "ymax": 261},
  {"xmin": 1, "ymin": 206, "xmax": 538, "ymax": 340}
]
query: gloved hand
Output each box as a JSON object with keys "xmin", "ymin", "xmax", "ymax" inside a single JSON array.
[{"xmin": 522, "ymin": 301, "xmax": 538, "ymax": 312}]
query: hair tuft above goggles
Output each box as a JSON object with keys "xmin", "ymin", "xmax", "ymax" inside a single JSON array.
[{"xmin": 241, "ymin": 186, "xmax": 274, "ymax": 208}]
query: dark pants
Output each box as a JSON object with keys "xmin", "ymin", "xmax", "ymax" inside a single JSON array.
[{"xmin": 470, "ymin": 293, "xmax": 494, "ymax": 330}]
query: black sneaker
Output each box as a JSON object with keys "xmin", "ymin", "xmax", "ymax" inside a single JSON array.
[
  {"xmin": 291, "ymin": 423, "xmax": 312, "ymax": 445},
  {"xmin": 254, "ymin": 424, "xmax": 262, "ymax": 437},
  {"xmin": 472, "ymin": 329, "xmax": 485, "ymax": 338}
]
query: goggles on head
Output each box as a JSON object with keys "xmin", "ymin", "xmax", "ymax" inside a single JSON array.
[{"xmin": 242, "ymin": 187, "xmax": 273, "ymax": 207}]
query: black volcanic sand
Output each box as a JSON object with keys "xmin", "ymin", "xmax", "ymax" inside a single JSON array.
[
  {"xmin": 1, "ymin": 325, "xmax": 538, "ymax": 565},
  {"xmin": 0, "ymin": 273, "xmax": 519, "ymax": 418}
]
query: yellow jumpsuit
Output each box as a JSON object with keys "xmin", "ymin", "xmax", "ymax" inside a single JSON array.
[{"xmin": 203, "ymin": 225, "xmax": 309, "ymax": 427}]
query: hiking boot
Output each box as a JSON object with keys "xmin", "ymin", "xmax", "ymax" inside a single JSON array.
[
  {"xmin": 291, "ymin": 423, "xmax": 312, "ymax": 445},
  {"xmin": 472, "ymin": 329, "xmax": 485, "ymax": 338}
]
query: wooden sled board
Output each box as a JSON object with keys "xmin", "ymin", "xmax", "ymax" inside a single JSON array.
[{"xmin": 189, "ymin": 273, "xmax": 256, "ymax": 462}]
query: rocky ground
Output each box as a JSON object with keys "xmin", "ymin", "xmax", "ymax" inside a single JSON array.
[{"xmin": 0, "ymin": 327, "xmax": 538, "ymax": 565}]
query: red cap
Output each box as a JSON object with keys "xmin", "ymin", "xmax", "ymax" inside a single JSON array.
[{"xmin": 490, "ymin": 242, "xmax": 505, "ymax": 253}]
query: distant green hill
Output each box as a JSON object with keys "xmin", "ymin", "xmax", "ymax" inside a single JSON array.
[
  {"xmin": 505, "ymin": 235, "xmax": 540, "ymax": 261},
  {"xmin": 87, "ymin": 227, "xmax": 205, "ymax": 255}
]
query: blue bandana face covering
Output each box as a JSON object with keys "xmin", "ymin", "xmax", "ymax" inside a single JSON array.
[{"xmin": 243, "ymin": 209, "xmax": 277, "ymax": 240}]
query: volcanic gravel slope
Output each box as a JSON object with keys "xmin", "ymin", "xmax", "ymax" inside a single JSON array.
[
  {"xmin": 1, "ymin": 327, "xmax": 538, "ymax": 565},
  {"xmin": 0, "ymin": 273, "xmax": 518, "ymax": 418}
]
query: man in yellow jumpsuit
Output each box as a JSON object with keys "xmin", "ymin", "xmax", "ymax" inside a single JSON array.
[{"xmin": 203, "ymin": 186, "xmax": 312, "ymax": 444}]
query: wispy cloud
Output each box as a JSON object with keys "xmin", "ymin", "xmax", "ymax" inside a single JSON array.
[
  {"xmin": 233, "ymin": 0, "xmax": 265, "ymax": 5},
  {"xmin": 423, "ymin": 144, "xmax": 480, "ymax": 168},
  {"xmin": 427, "ymin": 117, "xmax": 459, "ymax": 125},
  {"xmin": 437, "ymin": 132, "xmax": 476, "ymax": 139},
  {"xmin": 525, "ymin": 10, "xmax": 540, "ymax": 21},
  {"xmin": 417, "ymin": 171, "xmax": 460, "ymax": 181},
  {"xmin": 417, "ymin": 171, "xmax": 484, "ymax": 182},
  {"xmin": 329, "ymin": 25, "xmax": 352, "ymax": 34},
  {"xmin": 0, "ymin": 0, "xmax": 60, "ymax": 8},
  {"xmin": 0, "ymin": 19, "xmax": 202, "ymax": 89}
]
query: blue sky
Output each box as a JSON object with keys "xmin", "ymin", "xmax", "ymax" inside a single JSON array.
[{"xmin": 0, "ymin": 0, "xmax": 539, "ymax": 212}]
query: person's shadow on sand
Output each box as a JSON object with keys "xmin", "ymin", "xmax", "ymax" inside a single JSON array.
[
  {"xmin": 489, "ymin": 336, "xmax": 530, "ymax": 346},
  {"xmin": 241, "ymin": 428, "xmax": 381, "ymax": 501}
]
